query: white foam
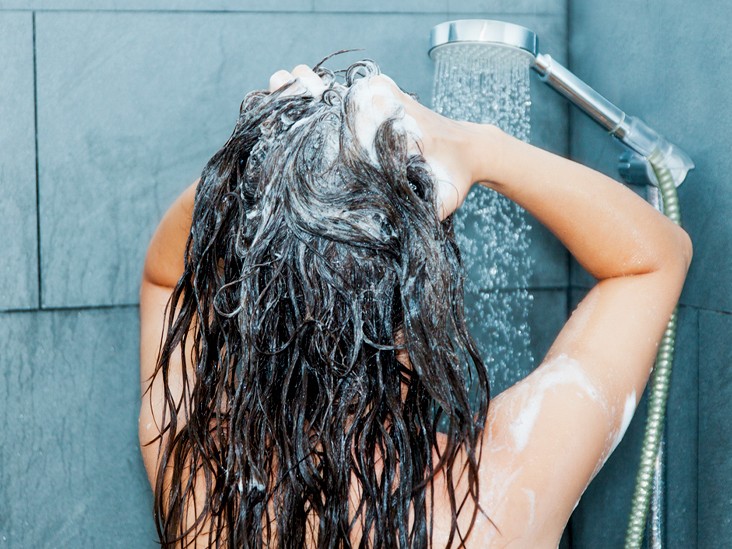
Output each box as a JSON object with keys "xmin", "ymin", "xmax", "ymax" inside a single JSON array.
[
  {"xmin": 609, "ymin": 390, "xmax": 637, "ymax": 454},
  {"xmin": 509, "ymin": 392, "xmax": 542, "ymax": 452},
  {"xmin": 508, "ymin": 354, "xmax": 605, "ymax": 452},
  {"xmin": 349, "ymin": 76, "xmax": 424, "ymax": 162}
]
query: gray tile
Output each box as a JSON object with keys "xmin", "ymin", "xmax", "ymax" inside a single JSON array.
[
  {"xmin": 315, "ymin": 0, "xmax": 447, "ymax": 13},
  {"xmin": 698, "ymin": 309, "xmax": 732, "ymax": 543},
  {"xmin": 0, "ymin": 0, "xmax": 310, "ymax": 10},
  {"xmin": 665, "ymin": 306, "xmax": 698, "ymax": 548},
  {"xmin": 447, "ymin": 0, "xmax": 564, "ymax": 15},
  {"xmin": 466, "ymin": 289, "xmax": 565, "ymax": 396},
  {"xmin": 569, "ymin": 1, "xmax": 732, "ymax": 313},
  {"xmin": 0, "ymin": 12, "xmax": 37, "ymax": 310},
  {"xmin": 38, "ymin": 11, "xmax": 569, "ymax": 308},
  {"xmin": 36, "ymin": 11, "xmax": 451, "ymax": 307},
  {"xmin": 569, "ymin": 258, "xmax": 595, "ymax": 290},
  {"xmin": 0, "ymin": 307, "xmax": 156, "ymax": 547}
]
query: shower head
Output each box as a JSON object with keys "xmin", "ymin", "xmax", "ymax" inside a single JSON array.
[
  {"xmin": 428, "ymin": 19, "xmax": 538, "ymax": 59},
  {"xmin": 428, "ymin": 19, "xmax": 695, "ymax": 188}
]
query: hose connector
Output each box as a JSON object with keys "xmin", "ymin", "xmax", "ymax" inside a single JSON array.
[
  {"xmin": 531, "ymin": 53, "xmax": 694, "ymax": 188},
  {"xmin": 616, "ymin": 116, "xmax": 695, "ymax": 188}
]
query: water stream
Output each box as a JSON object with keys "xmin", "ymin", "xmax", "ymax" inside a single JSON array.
[{"xmin": 432, "ymin": 43, "xmax": 535, "ymax": 394}]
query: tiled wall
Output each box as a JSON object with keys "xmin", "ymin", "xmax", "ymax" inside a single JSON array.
[
  {"xmin": 568, "ymin": 1, "xmax": 731, "ymax": 546},
  {"xmin": 8, "ymin": 0, "xmax": 724, "ymax": 546}
]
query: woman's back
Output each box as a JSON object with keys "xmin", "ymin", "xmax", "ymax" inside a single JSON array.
[{"xmin": 138, "ymin": 61, "xmax": 691, "ymax": 547}]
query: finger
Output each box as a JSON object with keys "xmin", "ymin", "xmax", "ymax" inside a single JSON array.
[
  {"xmin": 269, "ymin": 69, "xmax": 294, "ymax": 92},
  {"xmin": 291, "ymin": 64, "xmax": 326, "ymax": 96}
]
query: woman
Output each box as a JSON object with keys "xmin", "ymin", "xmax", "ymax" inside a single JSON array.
[{"xmin": 138, "ymin": 59, "xmax": 692, "ymax": 548}]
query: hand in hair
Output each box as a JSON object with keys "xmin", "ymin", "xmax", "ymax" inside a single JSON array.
[{"xmin": 268, "ymin": 63, "xmax": 488, "ymax": 220}]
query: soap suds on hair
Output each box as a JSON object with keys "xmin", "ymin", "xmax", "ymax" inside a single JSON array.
[
  {"xmin": 349, "ymin": 75, "xmax": 423, "ymax": 162},
  {"xmin": 155, "ymin": 56, "xmax": 491, "ymax": 547}
]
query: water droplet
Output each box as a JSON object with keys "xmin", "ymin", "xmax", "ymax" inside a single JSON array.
[{"xmin": 432, "ymin": 44, "xmax": 535, "ymax": 393}]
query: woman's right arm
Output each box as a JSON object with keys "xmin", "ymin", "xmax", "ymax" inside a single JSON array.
[
  {"xmin": 475, "ymin": 125, "xmax": 691, "ymax": 400},
  {"xmin": 461, "ymin": 126, "xmax": 691, "ymax": 545}
]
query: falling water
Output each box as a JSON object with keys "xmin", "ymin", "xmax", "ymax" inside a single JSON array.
[{"xmin": 432, "ymin": 43, "xmax": 534, "ymax": 394}]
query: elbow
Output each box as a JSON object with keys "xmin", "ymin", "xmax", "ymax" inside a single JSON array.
[
  {"xmin": 671, "ymin": 224, "xmax": 693, "ymax": 274},
  {"xmin": 660, "ymin": 224, "xmax": 693, "ymax": 287}
]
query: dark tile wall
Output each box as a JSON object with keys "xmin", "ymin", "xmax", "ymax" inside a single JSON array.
[
  {"xmin": 0, "ymin": 13, "xmax": 37, "ymax": 310},
  {"xmin": 568, "ymin": 1, "xmax": 732, "ymax": 315},
  {"xmin": 569, "ymin": 1, "xmax": 731, "ymax": 546},
  {"xmin": 4, "ymin": 0, "xmax": 719, "ymax": 545},
  {"xmin": 30, "ymin": 10, "xmax": 567, "ymax": 309},
  {"xmin": 0, "ymin": 307, "xmax": 155, "ymax": 547},
  {"xmin": 0, "ymin": 2, "xmax": 570, "ymax": 546},
  {"xmin": 698, "ymin": 310, "xmax": 732, "ymax": 543}
]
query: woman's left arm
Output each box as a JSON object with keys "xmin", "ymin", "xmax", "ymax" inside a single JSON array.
[{"xmin": 138, "ymin": 179, "xmax": 198, "ymax": 486}]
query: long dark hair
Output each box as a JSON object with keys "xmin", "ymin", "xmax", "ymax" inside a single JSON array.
[{"xmin": 145, "ymin": 56, "xmax": 491, "ymax": 548}]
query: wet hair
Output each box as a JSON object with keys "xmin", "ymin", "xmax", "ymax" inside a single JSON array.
[{"xmin": 147, "ymin": 55, "xmax": 490, "ymax": 548}]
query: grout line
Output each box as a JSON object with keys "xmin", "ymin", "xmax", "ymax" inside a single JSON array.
[
  {"xmin": 695, "ymin": 308, "xmax": 700, "ymax": 549},
  {"xmin": 0, "ymin": 7, "xmax": 565, "ymax": 15},
  {"xmin": 0, "ymin": 303, "xmax": 139, "ymax": 314},
  {"xmin": 473, "ymin": 286, "xmax": 571, "ymax": 294},
  {"xmin": 6, "ymin": 296, "xmax": 728, "ymax": 316},
  {"xmin": 32, "ymin": 11, "xmax": 42, "ymax": 310},
  {"xmin": 0, "ymin": 8, "xmax": 313, "ymax": 14}
]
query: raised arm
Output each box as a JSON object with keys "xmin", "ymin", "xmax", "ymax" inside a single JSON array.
[{"xmin": 457, "ymin": 126, "xmax": 692, "ymax": 545}]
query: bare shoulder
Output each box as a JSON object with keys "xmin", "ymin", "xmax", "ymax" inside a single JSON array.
[
  {"xmin": 431, "ymin": 259, "xmax": 689, "ymax": 546},
  {"xmin": 428, "ymin": 351, "xmax": 630, "ymax": 546}
]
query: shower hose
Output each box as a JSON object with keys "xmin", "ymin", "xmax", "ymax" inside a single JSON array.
[{"xmin": 624, "ymin": 151, "xmax": 682, "ymax": 549}]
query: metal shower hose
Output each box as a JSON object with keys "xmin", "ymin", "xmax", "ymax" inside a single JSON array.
[{"xmin": 624, "ymin": 150, "xmax": 682, "ymax": 549}]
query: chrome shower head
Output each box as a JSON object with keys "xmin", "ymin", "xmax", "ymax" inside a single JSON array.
[
  {"xmin": 428, "ymin": 19, "xmax": 538, "ymax": 59},
  {"xmin": 428, "ymin": 19, "xmax": 695, "ymax": 188}
]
